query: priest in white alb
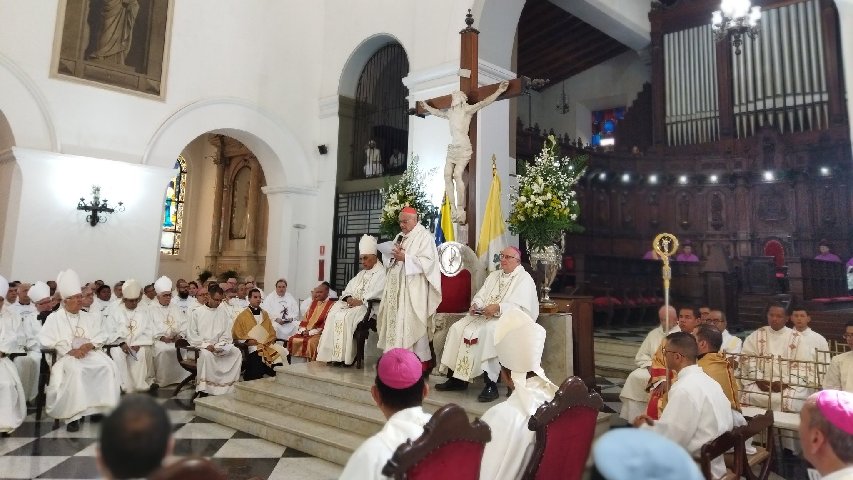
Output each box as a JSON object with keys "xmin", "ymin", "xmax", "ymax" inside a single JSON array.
[
  {"xmin": 791, "ymin": 307, "xmax": 830, "ymax": 353},
  {"xmin": 262, "ymin": 278, "xmax": 300, "ymax": 340},
  {"xmin": 376, "ymin": 206, "xmax": 442, "ymax": 371},
  {"xmin": 479, "ymin": 309, "xmax": 557, "ymax": 480},
  {"xmin": 147, "ymin": 276, "xmax": 190, "ymax": 387},
  {"xmin": 7, "ymin": 280, "xmax": 48, "ymax": 403},
  {"xmin": 708, "ymin": 309, "xmax": 742, "ymax": 355},
  {"xmin": 741, "ymin": 304, "xmax": 818, "ymax": 412},
  {"xmin": 38, "ymin": 269, "xmax": 121, "ymax": 431},
  {"xmin": 187, "ymin": 285, "xmax": 242, "ymax": 395},
  {"xmin": 823, "ymin": 320, "xmax": 853, "ymax": 391},
  {"xmin": 317, "ymin": 235, "xmax": 387, "ymax": 365},
  {"xmin": 436, "ymin": 246, "xmax": 538, "ymax": 402},
  {"xmin": 107, "ymin": 279, "xmax": 156, "ymax": 393},
  {"xmin": 0, "ymin": 275, "xmax": 26, "ymax": 433},
  {"xmin": 619, "ymin": 305, "xmax": 678, "ymax": 421}
]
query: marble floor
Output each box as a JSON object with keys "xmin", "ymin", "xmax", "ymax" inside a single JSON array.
[{"xmin": 0, "ymin": 388, "xmax": 342, "ymax": 480}]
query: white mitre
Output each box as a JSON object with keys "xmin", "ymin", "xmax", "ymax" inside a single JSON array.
[
  {"xmin": 123, "ymin": 279, "xmax": 142, "ymax": 300},
  {"xmin": 154, "ymin": 276, "xmax": 172, "ymax": 295},
  {"xmin": 494, "ymin": 308, "xmax": 556, "ymax": 412},
  {"xmin": 0, "ymin": 274, "xmax": 7, "ymax": 298},
  {"xmin": 359, "ymin": 235, "xmax": 378, "ymax": 255},
  {"xmin": 57, "ymin": 269, "xmax": 82, "ymax": 299},
  {"xmin": 29, "ymin": 281, "xmax": 50, "ymax": 303}
]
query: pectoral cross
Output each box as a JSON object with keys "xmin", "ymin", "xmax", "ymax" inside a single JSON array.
[{"xmin": 411, "ymin": 10, "xmax": 525, "ymax": 249}]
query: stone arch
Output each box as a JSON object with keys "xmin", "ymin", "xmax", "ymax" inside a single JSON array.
[
  {"xmin": 338, "ymin": 33, "xmax": 407, "ymax": 98},
  {"xmin": 470, "ymin": 0, "xmax": 525, "ymax": 71},
  {"xmin": 142, "ymin": 98, "xmax": 309, "ymax": 189},
  {"xmin": 0, "ymin": 53, "xmax": 58, "ymax": 151}
]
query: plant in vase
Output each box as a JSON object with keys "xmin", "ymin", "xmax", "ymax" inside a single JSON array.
[
  {"xmin": 508, "ymin": 135, "xmax": 586, "ymax": 306},
  {"xmin": 379, "ymin": 155, "xmax": 438, "ymax": 238}
]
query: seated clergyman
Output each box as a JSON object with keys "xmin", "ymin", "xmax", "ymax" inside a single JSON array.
[
  {"xmin": 232, "ymin": 288, "xmax": 285, "ymax": 379},
  {"xmin": 436, "ymin": 246, "xmax": 538, "ymax": 402},
  {"xmin": 287, "ymin": 283, "xmax": 334, "ymax": 361},
  {"xmin": 316, "ymin": 235, "xmax": 386, "ymax": 366}
]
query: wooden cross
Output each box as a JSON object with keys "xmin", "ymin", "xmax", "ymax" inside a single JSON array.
[{"xmin": 411, "ymin": 10, "xmax": 525, "ymax": 250}]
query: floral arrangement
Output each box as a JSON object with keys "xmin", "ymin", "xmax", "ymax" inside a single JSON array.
[
  {"xmin": 508, "ymin": 135, "xmax": 587, "ymax": 250},
  {"xmin": 379, "ymin": 155, "xmax": 437, "ymax": 237}
]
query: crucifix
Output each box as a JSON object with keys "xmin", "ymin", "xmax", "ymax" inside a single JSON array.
[{"xmin": 412, "ymin": 10, "xmax": 526, "ymax": 249}]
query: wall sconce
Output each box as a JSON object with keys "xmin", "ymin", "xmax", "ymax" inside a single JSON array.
[{"xmin": 77, "ymin": 185, "xmax": 124, "ymax": 227}]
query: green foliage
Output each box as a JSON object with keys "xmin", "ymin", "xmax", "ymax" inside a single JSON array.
[
  {"xmin": 508, "ymin": 135, "xmax": 586, "ymax": 249},
  {"xmin": 379, "ymin": 156, "xmax": 437, "ymax": 237}
]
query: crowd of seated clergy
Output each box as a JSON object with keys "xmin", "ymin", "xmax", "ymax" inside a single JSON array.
[{"xmin": 0, "ymin": 266, "xmax": 331, "ymax": 434}]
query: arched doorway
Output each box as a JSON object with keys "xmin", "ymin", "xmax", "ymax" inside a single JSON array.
[{"xmin": 158, "ymin": 134, "xmax": 269, "ymax": 285}]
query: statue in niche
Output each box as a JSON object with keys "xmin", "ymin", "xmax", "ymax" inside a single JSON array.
[
  {"xmin": 710, "ymin": 192, "xmax": 724, "ymax": 231},
  {"xmin": 229, "ymin": 167, "xmax": 251, "ymax": 240},
  {"xmin": 418, "ymin": 80, "xmax": 509, "ymax": 223},
  {"xmin": 88, "ymin": 0, "xmax": 140, "ymax": 65},
  {"xmin": 363, "ymin": 140, "xmax": 383, "ymax": 178}
]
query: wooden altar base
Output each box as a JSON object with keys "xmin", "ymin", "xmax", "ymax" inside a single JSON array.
[{"xmin": 196, "ymin": 361, "xmax": 613, "ymax": 466}]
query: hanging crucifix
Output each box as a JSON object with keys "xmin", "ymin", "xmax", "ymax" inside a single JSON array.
[{"xmin": 412, "ymin": 10, "xmax": 525, "ymax": 248}]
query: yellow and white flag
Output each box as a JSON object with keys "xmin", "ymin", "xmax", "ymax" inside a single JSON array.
[{"xmin": 476, "ymin": 161, "xmax": 507, "ymax": 271}]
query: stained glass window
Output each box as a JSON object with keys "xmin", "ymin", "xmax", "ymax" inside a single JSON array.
[{"xmin": 160, "ymin": 156, "xmax": 187, "ymax": 255}]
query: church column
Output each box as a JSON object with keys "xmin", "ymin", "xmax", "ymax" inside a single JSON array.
[
  {"xmin": 834, "ymin": 0, "xmax": 853, "ymax": 152},
  {"xmin": 208, "ymin": 135, "xmax": 227, "ymax": 258},
  {"xmin": 262, "ymin": 185, "xmax": 319, "ymax": 296},
  {"xmin": 245, "ymin": 157, "xmax": 261, "ymax": 253}
]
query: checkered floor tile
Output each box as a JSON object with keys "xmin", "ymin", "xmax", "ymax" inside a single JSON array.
[{"xmin": 0, "ymin": 389, "xmax": 342, "ymax": 480}]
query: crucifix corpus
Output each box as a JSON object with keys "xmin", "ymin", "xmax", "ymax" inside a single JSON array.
[{"xmin": 412, "ymin": 10, "xmax": 525, "ymax": 246}]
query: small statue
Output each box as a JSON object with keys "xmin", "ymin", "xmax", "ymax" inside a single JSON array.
[{"xmin": 363, "ymin": 140, "xmax": 383, "ymax": 178}]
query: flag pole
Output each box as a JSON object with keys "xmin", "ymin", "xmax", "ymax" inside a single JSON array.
[{"xmin": 652, "ymin": 233, "xmax": 679, "ymax": 394}]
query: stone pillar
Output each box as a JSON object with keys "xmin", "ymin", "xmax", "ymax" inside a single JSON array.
[
  {"xmin": 245, "ymin": 157, "xmax": 261, "ymax": 252},
  {"xmin": 262, "ymin": 185, "xmax": 319, "ymax": 297},
  {"xmin": 208, "ymin": 135, "xmax": 227, "ymax": 259}
]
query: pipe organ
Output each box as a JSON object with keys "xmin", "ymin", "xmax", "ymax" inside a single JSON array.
[{"xmin": 656, "ymin": 0, "xmax": 841, "ymax": 147}]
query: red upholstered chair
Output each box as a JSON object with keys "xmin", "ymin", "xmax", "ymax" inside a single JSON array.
[
  {"xmin": 436, "ymin": 270, "xmax": 472, "ymax": 313},
  {"xmin": 522, "ymin": 376, "xmax": 603, "ymax": 480},
  {"xmin": 382, "ymin": 403, "xmax": 491, "ymax": 480}
]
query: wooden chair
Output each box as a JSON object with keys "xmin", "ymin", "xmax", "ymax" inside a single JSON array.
[
  {"xmin": 148, "ymin": 456, "xmax": 227, "ymax": 480},
  {"xmin": 522, "ymin": 376, "xmax": 603, "ymax": 480},
  {"xmin": 382, "ymin": 403, "xmax": 491, "ymax": 480},
  {"xmin": 730, "ymin": 410, "xmax": 775, "ymax": 480},
  {"xmin": 699, "ymin": 430, "xmax": 742, "ymax": 480},
  {"xmin": 352, "ymin": 298, "xmax": 380, "ymax": 369},
  {"xmin": 35, "ymin": 348, "xmax": 58, "ymax": 422},
  {"xmin": 173, "ymin": 339, "xmax": 199, "ymax": 399}
]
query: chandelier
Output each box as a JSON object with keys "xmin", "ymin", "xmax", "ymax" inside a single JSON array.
[
  {"xmin": 555, "ymin": 81, "xmax": 570, "ymax": 115},
  {"xmin": 711, "ymin": 0, "xmax": 761, "ymax": 55},
  {"xmin": 77, "ymin": 185, "xmax": 124, "ymax": 227}
]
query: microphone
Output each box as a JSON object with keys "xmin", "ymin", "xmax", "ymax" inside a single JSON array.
[{"xmin": 391, "ymin": 233, "xmax": 404, "ymax": 266}]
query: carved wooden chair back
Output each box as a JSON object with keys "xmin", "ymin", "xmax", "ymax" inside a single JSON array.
[
  {"xmin": 522, "ymin": 376, "xmax": 603, "ymax": 480},
  {"xmin": 381, "ymin": 403, "xmax": 491, "ymax": 480}
]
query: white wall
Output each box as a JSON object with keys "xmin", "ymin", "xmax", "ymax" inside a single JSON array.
[{"xmin": 529, "ymin": 50, "xmax": 650, "ymax": 143}]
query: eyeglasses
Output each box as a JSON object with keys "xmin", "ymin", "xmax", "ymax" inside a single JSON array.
[
  {"xmin": 499, "ymin": 254, "xmax": 519, "ymax": 260},
  {"xmin": 662, "ymin": 347, "xmax": 686, "ymax": 357},
  {"xmin": 843, "ymin": 333, "xmax": 853, "ymax": 339}
]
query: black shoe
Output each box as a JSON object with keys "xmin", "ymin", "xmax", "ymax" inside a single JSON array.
[
  {"xmin": 148, "ymin": 384, "xmax": 160, "ymax": 395},
  {"xmin": 89, "ymin": 414, "xmax": 104, "ymax": 423},
  {"xmin": 478, "ymin": 384, "xmax": 499, "ymax": 402},
  {"xmin": 66, "ymin": 420, "xmax": 80, "ymax": 432},
  {"xmin": 435, "ymin": 377, "xmax": 468, "ymax": 392}
]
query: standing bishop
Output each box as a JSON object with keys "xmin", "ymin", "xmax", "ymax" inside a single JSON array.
[
  {"xmin": 317, "ymin": 235, "xmax": 387, "ymax": 365},
  {"xmin": 186, "ymin": 285, "xmax": 242, "ymax": 395},
  {"xmin": 435, "ymin": 247, "xmax": 538, "ymax": 402},
  {"xmin": 147, "ymin": 276, "xmax": 190, "ymax": 387},
  {"xmin": 39, "ymin": 269, "xmax": 121, "ymax": 431},
  {"xmin": 376, "ymin": 207, "xmax": 442, "ymax": 369},
  {"xmin": 107, "ymin": 279, "xmax": 156, "ymax": 393}
]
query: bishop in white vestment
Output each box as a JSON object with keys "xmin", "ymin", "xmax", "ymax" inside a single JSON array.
[
  {"xmin": 317, "ymin": 235, "xmax": 387, "ymax": 365},
  {"xmin": 376, "ymin": 207, "xmax": 442, "ymax": 363},
  {"xmin": 262, "ymin": 279, "xmax": 300, "ymax": 340},
  {"xmin": 0, "ymin": 275, "xmax": 26, "ymax": 433},
  {"xmin": 39, "ymin": 270, "xmax": 121, "ymax": 430},
  {"xmin": 479, "ymin": 309, "xmax": 557, "ymax": 480},
  {"xmin": 187, "ymin": 287, "xmax": 242, "ymax": 395},
  {"xmin": 13, "ymin": 281, "xmax": 51, "ymax": 401},
  {"xmin": 339, "ymin": 348, "xmax": 432, "ymax": 480},
  {"xmin": 148, "ymin": 276, "xmax": 190, "ymax": 386},
  {"xmin": 619, "ymin": 305, "xmax": 678, "ymax": 421},
  {"xmin": 823, "ymin": 321, "xmax": 853, "ymax": 391},
  {"xmin": 437, "ymin": 247, "xmax": 538, "ymax": 402},
  {"xmin": 107, "ymin": 280, "xmax": 156, "ymax": 393}
]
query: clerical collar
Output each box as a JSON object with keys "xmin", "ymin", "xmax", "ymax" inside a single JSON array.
[
  {"xmin": 248, "ymin": 305, "xmax": 262, "ymax": 315},
  {"xmin": 697, "ymin": 352, "xmax": 709, "ymax": 360}
]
